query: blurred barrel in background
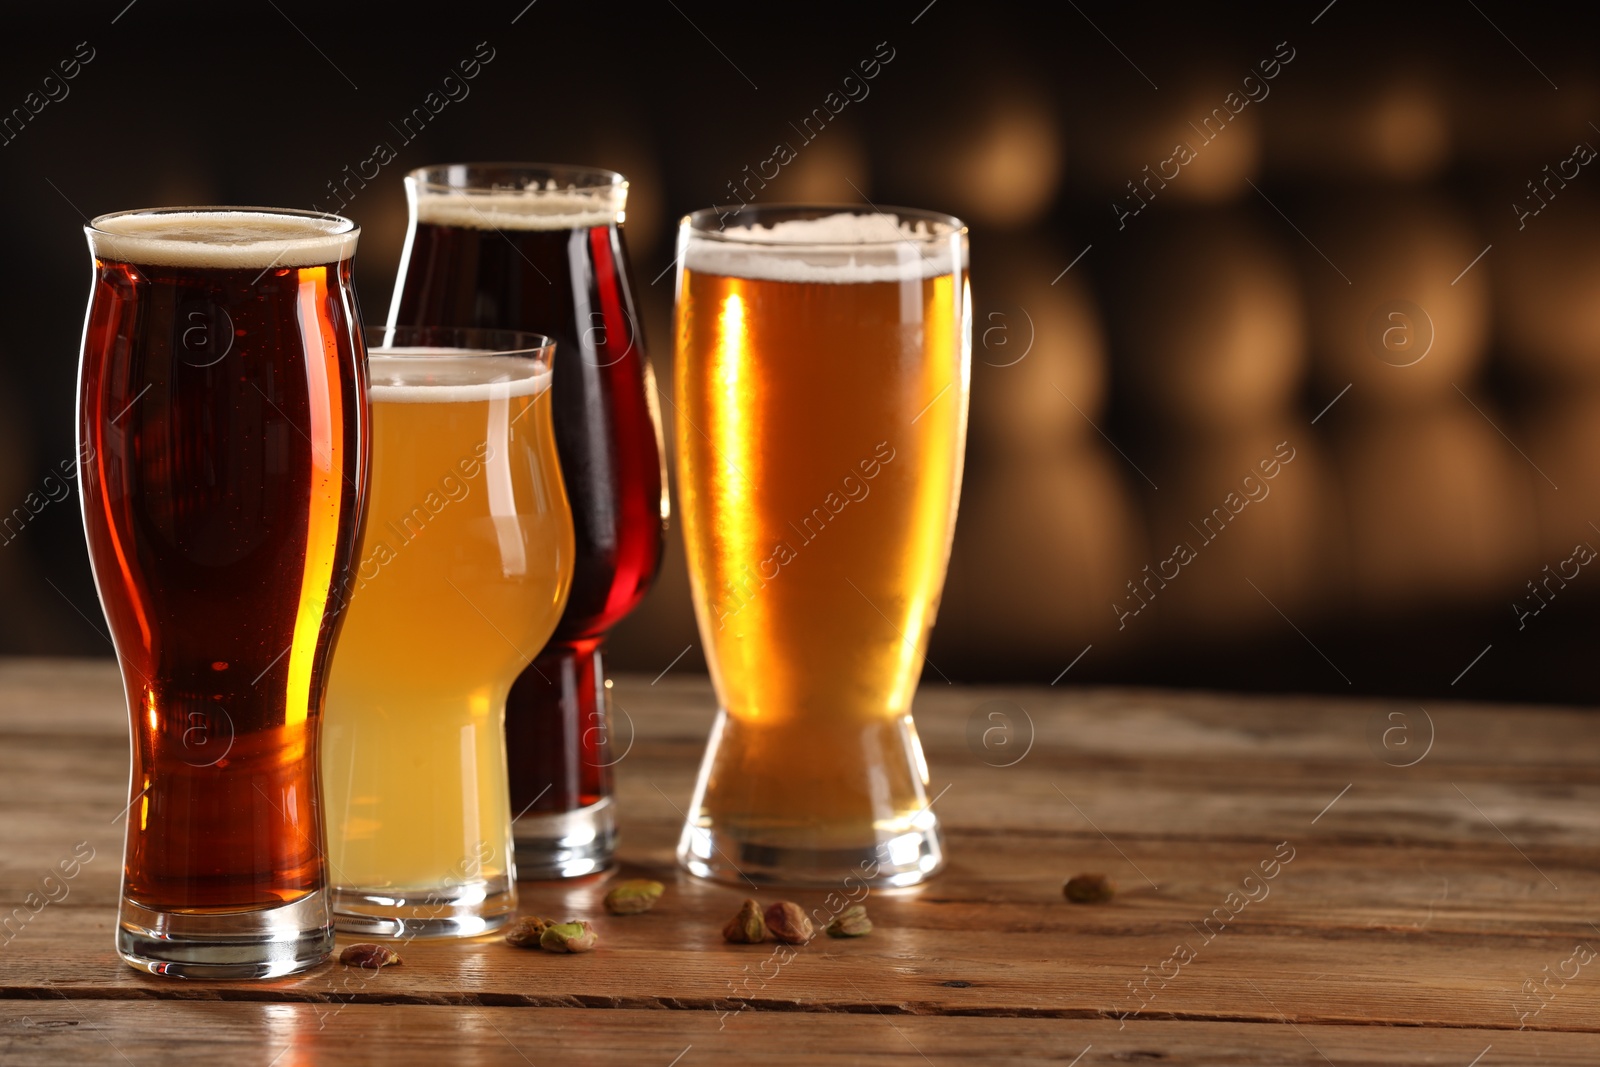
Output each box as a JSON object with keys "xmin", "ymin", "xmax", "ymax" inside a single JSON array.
[
  {"xmin": 878, "ymin": 74, "xmax": 1063, "ymax": 232},
  {"xmin": 1139, "ymin": 421, "xmax": 1333, "ymax": 633},
  {"xmin": 1114, "ymin": 210, "xmax": 1306, "ymax": 429},
  {"xmin": 1299, "ymin": 195, "xmax": 1490, "ymax": 407},
  {"xmin": 1524, "ymin": 387, "xmax": 1600, "ymax": 569},
  {"xmin": 937, "ymin": 443, "xmax": 1145, "ymax": 668},
  {"xmin": 1333, "ymin": 404, "xmax": 1537, "ymax": 610},
  {"xmin": 936, "ymin": 236, "xmax": 1142, "ymax": 669},
  {"xmin": 1494, "ymin": 198, "xmax": 1600, "ymax": 386},
  {"xmin": 969, "ymin": 238, "xmax": 1107, "ymax": 452},
  {"xmin": 1069, "ymin": 72, "xmax": 1262, "ymax": 205},
  {"xmin": 1264, "ymin": 74, "xmax": 1450, "ymax": 181}
]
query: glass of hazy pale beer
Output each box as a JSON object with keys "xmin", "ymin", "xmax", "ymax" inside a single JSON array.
[
  {"xmin": 78, "ymin": 207, "xmax": 367, "ymax": 977},
  {"xmin": 672, "ymin": 205, "xmax": 970, "ymax": 887},
  {"xmin": 390, "ymin": 164, "xmax": 667, "ymax": 880},
  {"xmin": 322, "ymin": 326, "xmax": 573, "ymax": 938}
]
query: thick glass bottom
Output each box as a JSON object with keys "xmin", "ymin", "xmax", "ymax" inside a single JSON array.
[
  {"xmin": 117, "ymin": 889, "xmax": 333, "ymax": 980},
  {"xmin": 513, "ymin": 796, "xmax": 616, "ymax": 879},
  {"xmin": 331, "ymin": 874, "xmax": 515, "ymax": 939},
  {"xmin": 676, "ymin": 708, "xmax": 945, "ymax": 888},
  {"xmin": 677, "ymin": 809, "xmax": 945, "ymax": 888}
]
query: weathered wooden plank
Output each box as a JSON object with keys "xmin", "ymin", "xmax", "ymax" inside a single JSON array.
[
  {"xmin": 1, "ymin": 1001, "xmax": 1590, "ymax": 1066},
  {"xmin": 3, "ymin": 657, "xmax": 1598, "ymax": 1047},
  {"xmin": 1, "ymin": 835, "xmax": 1596, "ymax": 1034},
  {"xmin": 4, "ymin": 661, "xmax": 1599, "ymax": 864},
  {"xmin": 8, "ymin": 658, "xmax": 1600, "ymax": 767}
]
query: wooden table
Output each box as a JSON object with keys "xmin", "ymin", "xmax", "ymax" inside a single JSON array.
[{"xmin": 1, "ymin": 658, "xmax": 1598, "ymax": 1064}]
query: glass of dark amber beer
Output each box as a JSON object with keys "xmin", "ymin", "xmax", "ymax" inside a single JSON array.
[
  {"xmin": 673, "ymin": 205, "xmax": 970, "ymax": 887},
  {"xmin": 389, "ymin": 164, "xmax": 667, "ymax": 878},
  {"xmin": 78, "ymin": 207, "xmax": 367, "ymax": 977}
]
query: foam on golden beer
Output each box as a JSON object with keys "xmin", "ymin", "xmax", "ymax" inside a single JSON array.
[
  {"xmin": 684, "ymin": 210, "xmax": 966, "ymax": 283},
  {"xmin": 414, "ymin": 183, "xmax": 625, "ymax": 231},
  {"xmin": 88, "ymin": 210, "xmax": 358, "ymax": 268},
  {"xmin": 368, "ymin": 350, "xmax": 551, "ymax": 403}
]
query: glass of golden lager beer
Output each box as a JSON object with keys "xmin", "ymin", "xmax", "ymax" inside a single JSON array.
[
  {"xmin": 673, "ymin": 205, "xmax": 970, "ymax": 887},
  {"xmin": 323, "ymin": 326, "xmax": 573, "ymax": 937}
]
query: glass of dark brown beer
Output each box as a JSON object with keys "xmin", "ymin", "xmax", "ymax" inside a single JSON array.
[
  {"xmin": 79, "ymin": 207, "xmax": 368, "ymax": 977},
  {"xmin": 389, "ymin": 164, "xmax": 667, "ymax": 879},
  {"xmin": 673, "ymin": 205, "xmax": 970, "ymax": 887}
]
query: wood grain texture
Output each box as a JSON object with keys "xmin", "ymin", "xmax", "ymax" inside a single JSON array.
[
  {"xmin": 2, "ymin": 657, "xmax": 1598, "ymax": 1064},
  {"xmin": 11, "ymin": 1002, "xmax": 1600, "ymax": 1066}
]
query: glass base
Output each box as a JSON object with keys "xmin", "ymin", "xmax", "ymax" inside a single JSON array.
[
  {"xmin": 513, "ymin": 796, "xmax": 616, "ymax": 879},
  {"xmin": 117, "ymin": 889, "xmax": 333, "ymax": 979},
  {"xmin": 331, "ymin": 875, "xmax": 515, "ymax": 939},
  {"xmin": 675, "ymin": 708, "xmax": 946, "ymax": 889},
  {"xmin": 677, "ymin": 812, "xmax": 945, "ymax": 889}
]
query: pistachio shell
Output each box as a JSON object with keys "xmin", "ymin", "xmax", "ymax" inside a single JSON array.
[
  {"xmin": 825, "ymin": 904, "xmax": 873, "ymax": 938},
  {"xmin": 504, "ymin": 916, "xmax": 557, "ymax": 948},
  {"xmin": 339, "ymin": 942, "xmax": 402, "ymax": 969},
  {"xmin": 764, "ymin": 901, "xmax": 815, "ymax": 944},
  {"xmin": 540, "ymin": 920, "xmax": 599, "ymax": 953},
  {"xmin": 722, "ymin": 898, "xmax": 768, "ymax": 943},
  {"xmin": 604, "ymin": 879, "xmax": 665, "ymax": 915}
]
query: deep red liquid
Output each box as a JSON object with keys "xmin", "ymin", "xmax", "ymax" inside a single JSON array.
[
  {"xmin": 391, "ymin": 220, "xmax": 665, "ymax": 815},
  {"xmin": 80, "ymin": 257, "xmax": 367, "ymax": 909}
]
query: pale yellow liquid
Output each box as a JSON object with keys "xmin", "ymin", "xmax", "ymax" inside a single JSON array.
[{"xmin": 323, "ymin": 354, "xmax": 573, "ymax": 891}]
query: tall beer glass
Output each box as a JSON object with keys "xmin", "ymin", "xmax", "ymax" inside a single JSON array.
[
  {"xmin": 323, "ymin": 326, "xmax": 572, "ymax": 937},
  {"xmin": 673, "ymin": 206, "xmax": 970, "ymax": 887},
  {"xmin": 389, "ymin": 164, "xmax": 666, "ymax": 878},
  {"xmin": 78, "ymin": 207, "xmax": 367, "ymax": 977}
]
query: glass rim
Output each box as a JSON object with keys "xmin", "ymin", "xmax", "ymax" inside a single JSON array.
[
  {"xmin": 683, "ymin": 203, "xmax": 967, "ymax": 248},
  {"xmin": 364, "ymin": 325, "xmax": 555, "ymax": 363},
  {"xmin": 405, "ymin": 162, "xmax": 627, "ymax": 195},
  {"xmin": 85, "ymin": 204, "xmax": 358, "ymax": 238}
]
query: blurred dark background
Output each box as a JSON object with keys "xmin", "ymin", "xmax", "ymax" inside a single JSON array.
[{"xmin": 3, "ymin": 0, "xmax": 1599, "ymax": 705}]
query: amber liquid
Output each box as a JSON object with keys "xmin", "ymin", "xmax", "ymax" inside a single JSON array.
[
  {"xmin": 674, "ymin": 268, "xmax": 966, "ymax": 842},
  {"xmin": 391, "ymin": 220, "xmax": 665, "ymax": 817},
  {"xmin": 80, "ymin": 257, "xmax": 366, "ymax": 910}
]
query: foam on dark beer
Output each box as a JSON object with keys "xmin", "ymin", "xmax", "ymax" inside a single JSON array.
[
  {"xmin": 89, "ymin": 210, "xmax": 358, "ymax": 268},
  {"xmin": 414, "ymin": 186, "xmax": 623, "ymax": 232}
]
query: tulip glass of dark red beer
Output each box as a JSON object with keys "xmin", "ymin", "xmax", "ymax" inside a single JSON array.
[
  {"xmin": 389, "ymin": 164, "xmax": 666, "ymax": 878},
  {"xmin": 78, "ymin": 207, "xmax": 368, "ymax": 977}
]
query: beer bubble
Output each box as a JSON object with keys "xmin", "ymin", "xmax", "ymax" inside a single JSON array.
[{"xmin": 965, "ymin": 699, "xmax": 1034, "ymax": 768}]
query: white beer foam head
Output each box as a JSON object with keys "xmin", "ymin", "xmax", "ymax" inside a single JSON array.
[
  {"xmin": 368, "ymin": 350, "xmax": 552, "ymax": 404},
  {"xmin": 413, "ymin": 182, "xmax": 625, "ymax": 232},
  {"xmin": 88, "ymin": 210, "xmax": 358, "ymax": 269},
  {"xmin": 684, "ymin": 210, "xmax": 967, "ymax": 283}
]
